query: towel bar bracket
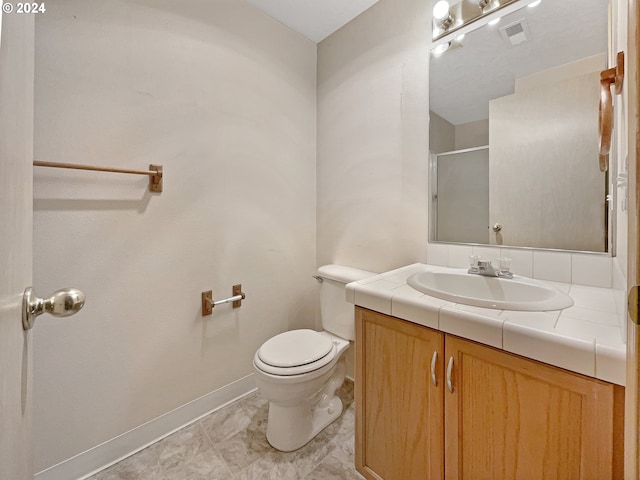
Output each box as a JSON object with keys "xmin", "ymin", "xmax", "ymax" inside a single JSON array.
[
  {"xmin": 149, "ymin": 164, "xmax": 163, "ymax": 192},
  {"xmin": 232, "ymin": 284, "xmax": 244, "ymax": 308},
  {"xmin": 202, "ymin": 291, "xmax": 214, "ymax": 316}
]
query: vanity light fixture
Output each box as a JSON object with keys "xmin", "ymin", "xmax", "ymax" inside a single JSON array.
[
  {"xmin": 527, "ymin": 0, "xmax": 541, "ymax": 7},
  {"xmin": 488, "ymin": 17, "xmax": 501, "ymax": 26},
  {"xmin": 478, "ymin": 0, "xmax": 499, "ymax": 12},
  {"xmin": 432, "ymin": 0, "xmax": 520, "ymax": 42}
]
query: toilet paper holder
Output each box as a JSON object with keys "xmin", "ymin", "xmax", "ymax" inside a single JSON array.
[{"xmin": 201, "ymin": 284, "xmax": 245, "ymax": 316}]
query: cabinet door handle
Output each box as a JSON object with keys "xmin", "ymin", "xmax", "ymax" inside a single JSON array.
[
  {"xmin": 430, "ymin": 351, "xmax": 438, "ymax": 386},
  {"xmin": 446, "ymin": 356, "xmax": 454, "ymax": 393}
]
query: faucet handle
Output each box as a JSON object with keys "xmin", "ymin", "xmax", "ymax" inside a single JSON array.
[
  {"xmin": 468, "ymin": 255, "xmax": 480, "ymax": 273},
  {"xmin": 498, "ymin": 257, "xmax": 512, "ymax": 274}
]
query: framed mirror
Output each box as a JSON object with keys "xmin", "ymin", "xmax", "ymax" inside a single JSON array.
[{"xmin": 428, "ymin": 0, "xmax": 613, "ymax": 253}]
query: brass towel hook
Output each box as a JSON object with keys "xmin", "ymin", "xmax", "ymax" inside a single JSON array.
[{"xmin": 598, "ymin": 51, "xmax": 624, "ymax": 172}]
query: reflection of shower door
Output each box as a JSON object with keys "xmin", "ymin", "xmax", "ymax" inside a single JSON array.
[
  {"xmin": 434, "ymin": 147, "xmax": 489, "ymax": 244},
  {"xmin": 488, "ymin": 71, "xmax": 604, "ymax": 251}
]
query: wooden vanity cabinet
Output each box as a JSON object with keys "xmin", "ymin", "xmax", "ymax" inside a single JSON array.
[
  {"xmin": 355, "ymin": 306, "xmax": 445, "ymax": 480},
  {"xmin": 355, "ymin": 307, "xmax": 624, "ymax": 480}
]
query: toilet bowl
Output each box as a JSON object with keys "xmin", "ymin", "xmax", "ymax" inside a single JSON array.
[{"xmin": 252, "ymin": 265, "xmax": 375, "ymax": 452}]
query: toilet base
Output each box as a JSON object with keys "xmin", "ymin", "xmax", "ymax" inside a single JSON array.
[{"xmin": 265, "ymin": 359, "xmax": 346, "ymax": 452}]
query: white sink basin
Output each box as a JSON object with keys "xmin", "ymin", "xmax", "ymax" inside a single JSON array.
[{"xmin": 407, "ymin": 269, "xmax": 573, "ymax": 311}]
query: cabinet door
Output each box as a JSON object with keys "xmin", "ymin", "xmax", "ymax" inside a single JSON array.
[
  {"xmin": 444, "ymin": 335, "xmax": 624, "ymax": 480},
  {"xmin": 355, "ymin": 307, "xmax": 445, "ymax": 480}
]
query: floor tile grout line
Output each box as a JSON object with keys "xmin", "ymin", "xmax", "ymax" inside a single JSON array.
[{"xmin": 198, "ymin": 416, "xmax": 236, "ymax": 479}]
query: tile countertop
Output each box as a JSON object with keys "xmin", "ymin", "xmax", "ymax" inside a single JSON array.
[{"xmin": 346, "ymin": 263, "xmax": 627, "ymax": 386}]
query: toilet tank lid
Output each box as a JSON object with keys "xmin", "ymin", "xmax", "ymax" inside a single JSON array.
[{"xmin": 317, "ymin": 264, "xmax": 377, "ymax": 284}]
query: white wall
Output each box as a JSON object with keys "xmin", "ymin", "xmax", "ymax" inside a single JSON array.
[
  {"xmin": 429, "ymin": 114, "xmax": 488, "ymax": 153},
  {"xmin": 454, "ymin": 119, "xmax": 488, "ymax": 150},
  {"xmin": 33, "ymin": 0, "xmax": 317, "ymax": 472},
  {"xmin": 316, "ymin": 0, "xmax": 430, "ymax": 273},
  {"xmin": 515, "ymin": 54, "xmax": 606, "ymax": 93},
  {"xmin": 429, "ymin": 111, "xmax": 455, "ymax": 154}
]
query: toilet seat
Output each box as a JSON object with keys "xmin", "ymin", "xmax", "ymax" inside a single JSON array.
[{"xmin": 255, "ymin": 329, "xmax": 337, "ymax": 376}]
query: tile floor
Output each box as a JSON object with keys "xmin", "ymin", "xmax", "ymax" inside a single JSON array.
[{"xmin": 90, "ymin": 381, "xmax": 365, "ymax": 479}]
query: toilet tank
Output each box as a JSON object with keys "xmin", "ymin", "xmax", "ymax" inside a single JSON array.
[{"xmin": 316, "ymin": 264, "xmax": 376, "ymax": 341}]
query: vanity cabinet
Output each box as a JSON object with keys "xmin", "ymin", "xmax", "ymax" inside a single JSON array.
[
  {"xmin": 354, "ymin": 307, "xmax": 624, "ymax": 480},
  {"xmin": 355, "ymin": 306, "xmax": 445, "ymax": 479}
]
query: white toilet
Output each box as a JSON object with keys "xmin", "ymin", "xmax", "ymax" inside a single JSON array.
[{"xmin": 252, "ymin": 264, "xmax": 375, "ymax": 452}]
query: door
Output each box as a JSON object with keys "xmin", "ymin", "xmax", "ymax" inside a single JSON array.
[
  {"xmin": 434, "ymin": 147, "xmax": 490, "ymax": 245},
  {"xmin": 444, "ymin": 336, "xmax": 623, "ymax": 480},
  {"xmin": 0, "ymin": 10, "xmax": 35, "ymax": 480},
  {"xmin": 627, "ymin": 0, "xmax": 640, "ymax": 476},
  {"xmin": 355, "ymin": 307, "xmax": 445, "ymax": 480}
]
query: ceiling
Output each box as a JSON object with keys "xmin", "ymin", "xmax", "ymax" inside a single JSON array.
[
  {"xmin": 245, "ymin": 0, "xmax": 381, "ymax": 43},
  {"xmin": 430, "ymin": 0, "xmax": 609, "ymax": 125},
  {"xmin": 243, "ymin": 0, "xmax": 607, "ymax": 124}
]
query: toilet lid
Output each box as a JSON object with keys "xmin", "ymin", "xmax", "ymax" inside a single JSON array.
[{"xmin": 258, "ymin": 329, "xmax": 334, "ymax": 368}]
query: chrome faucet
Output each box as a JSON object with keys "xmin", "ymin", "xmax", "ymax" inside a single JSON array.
[{"xmin": 468, "ymin": 256, "xmax": 513, "ymax": 279}]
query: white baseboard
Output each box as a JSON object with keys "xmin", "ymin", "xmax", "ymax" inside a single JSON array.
[{"xmin": 35, "ymin": 374, "xmax": 256, "ymax": 480}]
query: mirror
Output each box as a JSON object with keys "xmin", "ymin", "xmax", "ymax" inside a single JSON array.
[{"xmin": 429, "ymin": 0, "xmax": 612, "ymax": 253}]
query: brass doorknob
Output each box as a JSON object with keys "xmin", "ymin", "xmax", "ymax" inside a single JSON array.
[{"xmin": 22, "ymin": 287, "xmax": 85, "ymax": 330}]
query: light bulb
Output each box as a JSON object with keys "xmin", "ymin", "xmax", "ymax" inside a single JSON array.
[
  {"xmin": 488, "ymin": 17, "xmax": 501, "ymax": 26},
  {"xmin": 433, "ymin": 1, "xmax": 451, "ymax": 20},
  {"xmin": 528, "ymin": 0, "xmax": 542, "ymax": 7},
  {"xmin": 479, "ymin": 0, "xmax": 499, "ymax": 11},
  {"xmin": 432, "ymin": 42, "xmax": 450, "ymax": 56}
]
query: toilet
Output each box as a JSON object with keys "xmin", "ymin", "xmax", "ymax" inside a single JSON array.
[{"xmin": 252, "ymin": 264, "xmax": 375, "ymax": 452}]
